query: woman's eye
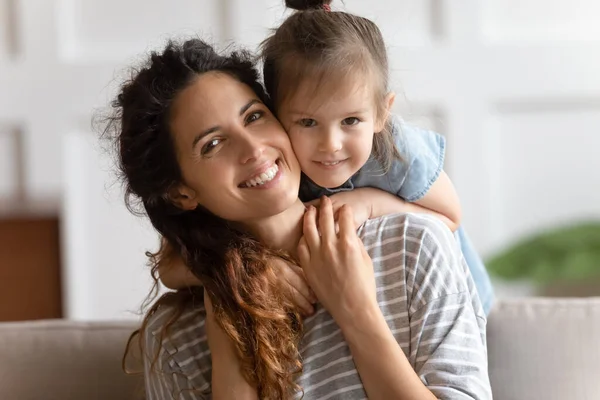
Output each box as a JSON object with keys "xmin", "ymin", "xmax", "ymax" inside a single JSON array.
[
  {"xmin": 299, "ymin": 118, "xmax": 316, "ymax": 127},
  {"xmin": 246, "ymin": 111, "xmax": 263, "ymax": 124},
  {"xmin": 201, "ymin": 138, "xmax": 221, "ymax": 155},
  {"xmin": 342, "ymin": 117, "xmax": 360, "ymax": 126}
]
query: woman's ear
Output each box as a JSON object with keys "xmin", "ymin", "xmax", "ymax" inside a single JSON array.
[
  {"xmin": 168, "ymin": 184, "xmax": 198, "ymax": 211},
  {"xmin": 375, "ymin": 91, "xmax": 396, "ymax": 132}
]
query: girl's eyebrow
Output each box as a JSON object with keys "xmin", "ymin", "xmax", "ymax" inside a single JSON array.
[
  {"xmin": 346, "ymin": 109, "xmax": 369, "ymax": 115},
  {"xmin": 286, "ymin": 108, "xmax": 369, "ymax": 117},
  {"xmin": 285, "ymin": 109, "xmax": 312, "ymax": 116},
  {"xmin": 191, "ymin": 99, "xmax": 261, "ymax": 148}
]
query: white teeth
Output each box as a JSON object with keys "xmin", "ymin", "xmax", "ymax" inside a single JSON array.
[
  {"xmin": 321, "ymin": 161, "xmax": 340, "ymax": 166},
  {"xmin": 243, "ymin": 162, "xmax": 279, "ymax": 188}
]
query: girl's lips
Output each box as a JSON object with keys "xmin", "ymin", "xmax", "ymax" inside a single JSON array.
[{"xmin": 313, "ymin": 159, "xmax": 347, "ymax": 169}]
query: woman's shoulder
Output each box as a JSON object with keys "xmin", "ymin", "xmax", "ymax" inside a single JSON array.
[
  {"xmin": 142, "ymin": 297, "xmax": 213, "ymax": 397},
  {"xmin": 359, "ymin": 213, "xmax": 478, "ymax": 303},
  {"xmin": 358, "ymin": 212, "xmax": 454, "ymax": 247},
  {"xmin": 143, "ymin": 297, "xmax": 210, "ymax": 371}
]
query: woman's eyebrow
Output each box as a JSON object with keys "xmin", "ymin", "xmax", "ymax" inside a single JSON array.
[
  {"xmin": 192, "ymin": 126, "xmax": 219, "ymax": 149},
  {"xmin": 192, "ymin": 99, "xmax": 262, "ymax": 149},
  {"xmin": 240, "ymin": 99, "xmax": 261, "ymax": 115}
]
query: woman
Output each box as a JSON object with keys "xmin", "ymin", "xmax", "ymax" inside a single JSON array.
[{"xmin": 107, "ymin": 39, "xmax": 491, "ymax": 399}]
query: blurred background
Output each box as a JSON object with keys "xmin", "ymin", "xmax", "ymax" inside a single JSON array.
[{"xmin": 0, "ymin": 0, "xmax": 599, "ymax": 322}]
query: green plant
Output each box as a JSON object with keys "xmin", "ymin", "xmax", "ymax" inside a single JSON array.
[{"xmin": 486, "ymin": 222, "xmax": 600, "ymax": 284}]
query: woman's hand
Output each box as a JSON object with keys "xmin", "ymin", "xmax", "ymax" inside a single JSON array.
[
  {"xmin": 271, "ymin": 257, "xmax": 317, "ymax": 316},
  {"xmin": 297, "ymin": 196, "xmax": 377, "ymax": 326}
]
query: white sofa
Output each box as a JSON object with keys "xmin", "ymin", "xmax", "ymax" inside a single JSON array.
[{"xmin": 1, "ymin": 297, "xmax": 599, "ymax": 400}]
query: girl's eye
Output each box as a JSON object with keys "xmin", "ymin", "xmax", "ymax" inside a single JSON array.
[
  {"xmin": 201, "ymin": 138, "xmax": 221, "ymax": 155},
  {"xmin": 342, "ymin": 117, "xmax": 360, "ymax": 126},
  {"xmin": 245, "ymin": 111, "xmax": 263, "ymax": 124},
  {"xmin": 299, "ymin": 118, "xmax": 317, "ymax": 128}
]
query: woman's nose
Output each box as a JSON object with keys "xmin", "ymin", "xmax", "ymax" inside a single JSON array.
[{"xmin": 239, "ymin": 130, "xmax": 265, "ymax": 164}]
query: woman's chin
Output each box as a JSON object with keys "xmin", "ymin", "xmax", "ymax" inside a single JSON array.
[{"xmin": 258, "ymin": 189, "xmax": 299, "ymax": 217}]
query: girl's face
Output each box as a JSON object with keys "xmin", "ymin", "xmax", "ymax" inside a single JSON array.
[
  {"xmin": 277, "ymin": 77, "xmax": 386, "ymax": 189},
  {"xmin": 168, "ymin": 72, "xmax": 301, "ymax": 224}
]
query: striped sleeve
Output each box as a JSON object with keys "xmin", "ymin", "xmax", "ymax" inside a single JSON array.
[
  {"xmin": 406, "ymin": 216, "xmax": 492, "ymax": 399},
  {"xmin": 143, "ymin": 309, "xmax": 210, "ymax": 400}
]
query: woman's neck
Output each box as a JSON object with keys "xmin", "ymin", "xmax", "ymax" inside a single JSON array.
[{"xmin": 243, "ymin": 198, "xmax": 306, "ymax": 259}]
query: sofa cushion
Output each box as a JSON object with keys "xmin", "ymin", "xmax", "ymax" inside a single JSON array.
[
  {"xmin": 0, "ymin": 319, "xmax": 142, "ymax": 400},
  {"xmin": 487, "ymin": 297, "xmax": 600, "ymax": 400}
]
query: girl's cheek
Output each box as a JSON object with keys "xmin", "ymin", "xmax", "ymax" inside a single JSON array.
[{"xmin": 290, "ymin": 136, "xmax": 309, "ymax": 153}]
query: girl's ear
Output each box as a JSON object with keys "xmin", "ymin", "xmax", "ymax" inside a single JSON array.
[
  {"xmin": 167, "ymin": 184, "xmax": 198, "ymax": 211},
  {"xmin": 375, "ymin": 91, "xmax": 396, "ymax": 132}
]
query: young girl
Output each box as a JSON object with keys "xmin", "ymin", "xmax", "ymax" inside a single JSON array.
[
  {"xmin": 260, "ymin": 0, "xmax": 494, "ymax": 313},
  {"xmin": 160, "ymin": 0, "xmax": 494, "ymax": 314}
]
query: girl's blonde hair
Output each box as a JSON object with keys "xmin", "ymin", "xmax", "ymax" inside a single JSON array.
[{"xmin": 261, "ymin": 0, "xmax": 400, "ymax": 171}]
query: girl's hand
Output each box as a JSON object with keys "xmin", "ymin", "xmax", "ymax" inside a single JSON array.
[
  {"xmin": 297, "ymin": 196, "xmax": 377, "ymax": 326},
  {"xmin": 271, "ymin": 257, "xmax": 317, "ymax": 316},
  {"xmin": 157, "ymin": 237, "xmax": 203, "ymax": 290},
  {"xmin": 305, "ymin": 189, "xmax": 373, "ymax": 229},
  {"xmin": 158, "ymin": 247, "xmax": 316, "ymax": 316}
]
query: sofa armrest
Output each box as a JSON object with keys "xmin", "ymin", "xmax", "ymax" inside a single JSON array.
[
  {"xmin": 0, "ymin": 319, "xmax": 143, "ymax": 400},
  {"xmin": 488, "ymin": 297, "xmax": 600, "ymax": 400}
]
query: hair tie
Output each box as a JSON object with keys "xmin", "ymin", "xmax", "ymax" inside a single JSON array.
[{"xmin": 322, "ymin": 4, "xmax": 331, "ymax": 12}]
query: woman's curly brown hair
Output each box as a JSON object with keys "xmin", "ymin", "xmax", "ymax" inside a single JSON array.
[{"xmin": 102, "ymin": 38, "xmax": 303, "ymax": 398}]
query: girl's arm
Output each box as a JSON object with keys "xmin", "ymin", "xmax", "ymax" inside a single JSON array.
[
  {"xmin": 157, "ymin": 238, "xmax": 316, "ymax": 315},
  {"xmin": 323, "ymin": 182, "xmax": 460, "ymax": 231},
  {"xmin": 156, "ymin": 238, "xmax": 202, "ymax": 289},
  {"xmin": 411, "ymin": 171, "xmax": 462, "ymax": 231}
]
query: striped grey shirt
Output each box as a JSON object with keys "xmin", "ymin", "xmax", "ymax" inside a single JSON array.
[{"xmin": 143, "ymin": 213, "xmax": 492, "ymax": 399}]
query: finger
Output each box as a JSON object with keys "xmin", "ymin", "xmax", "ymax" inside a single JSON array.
[
  {"xmin": 286, "ymin": 264, "xmax": 317, "ymax": 304},
  {"xmin": 302, "ymin": 206, "xmax": 320, "ymax": 250},
  {"xmin": 292, "ymin": 265, "xmax": 318, "ymax": 303},
  {"xmin": 338, "ymin": 204, "xmax": 357, "ymax": 242},
  {"xmin": 289, "ymin": 287, "xmax": 315, "ymax": 316},
  {"xmin": 303, "ymin": 198, "xmax": 320, "ymax": 207},
  {"xmin": 318, "ymin": 196, "xmax": 336, "ymax": 243},
  {"xmin": 297, "ymin": 236, "xmax": 311, "ymax": 265}
]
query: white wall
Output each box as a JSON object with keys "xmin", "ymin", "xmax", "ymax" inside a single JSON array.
[{"xmin": 0, "ymin": 0, "xmax": 598, "ymax": 319}]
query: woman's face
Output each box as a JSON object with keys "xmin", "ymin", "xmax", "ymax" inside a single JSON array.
[{"xmin": 169, "ymin": 72, "xmax": 301, "ymax": 224}]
